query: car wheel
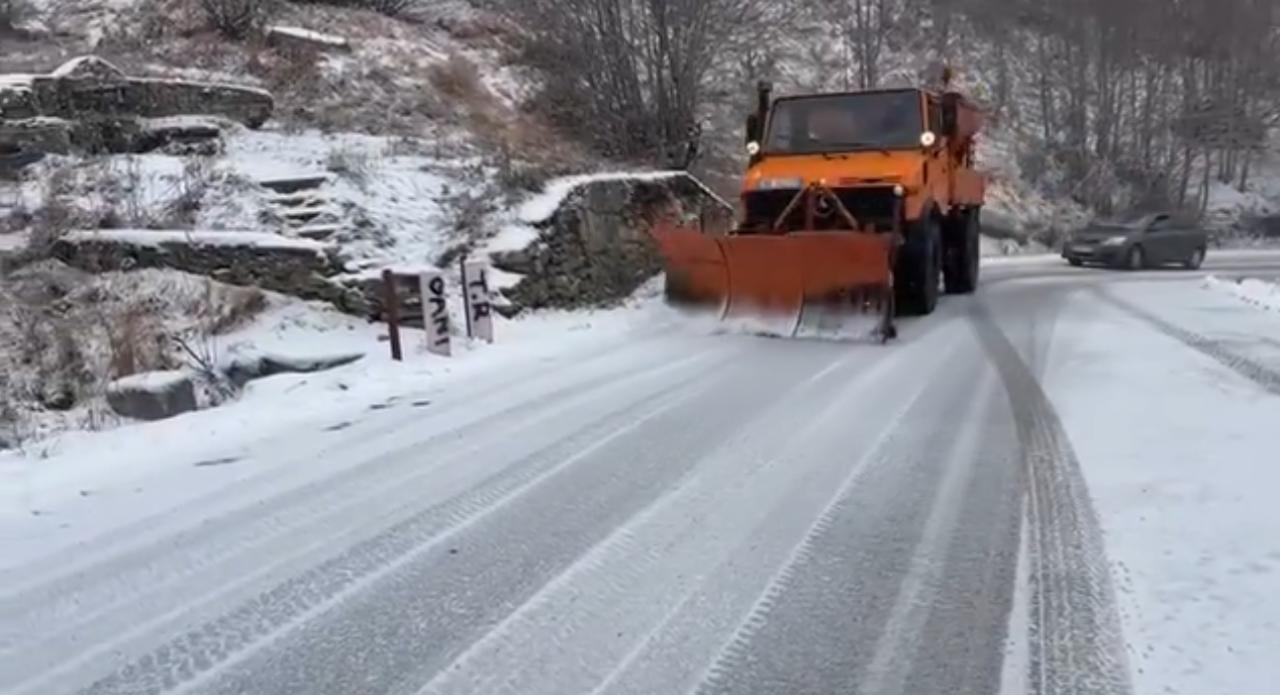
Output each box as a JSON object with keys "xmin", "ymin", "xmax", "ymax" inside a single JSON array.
[
  {"xmin": 1183, "ymin": 247, "xmax": 1205, "ymax": 270},
  {"xmin": 1126, "ymin": 245, "xmax": 1145, "ymax": 271},
  {"xmin": 1067, "ymin": 257, "xmax": 1083, "ymax": 267}
]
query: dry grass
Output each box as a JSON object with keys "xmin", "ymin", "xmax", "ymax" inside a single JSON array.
[
  {"xmin": 163, "ymin": 158, "xmax": 214, "ymax": 227},
  {"xmin": 195, "ymin": 278, "xmax": 268, "ymax": 335},
  {"xmin": 0, "ymin": 264, "xmax": 272, "ymax": 442},
  {"xmin": 427, "ymin": 53, "xmax": 484, "ymax": 101},
  {"xmin": 326, "ymin": 147, "xmax": 375, "ymax": 186},
  {"xmin": 102, "ymin": 302, "xmax": 172, "ymax": 379},
  {"xmin": 17, "ymin": 165, "xmax": 80, "ymax": 265}
]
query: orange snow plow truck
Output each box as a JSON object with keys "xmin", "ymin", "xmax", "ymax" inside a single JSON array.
[{"xmin": 652, "ymin": 79, "xmax": 986, "ymax": 341}]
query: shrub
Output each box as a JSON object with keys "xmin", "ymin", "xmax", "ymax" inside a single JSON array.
[
  {"xmin": 200, "ymin": 0, "xmax": 274, "ymax": 40},
  {"xmin": 163, "ymin": 158, "xmax": 213, "ymax": 227},
  {"xmin": 0, "ymin": 0, "xmax": 34, "ymax": 32},
  {"xmin": 295, "ymin": 0, "xmax": 414, "ymax": 19},
  {"xmin": 427, "ymin": 54, "xmax": 484, "ymax": 102}
]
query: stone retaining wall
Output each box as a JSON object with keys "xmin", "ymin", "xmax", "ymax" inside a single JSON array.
[
  {"xmin": 51, "ymin": 233, "xmax": 364, "ymax": 310},
  {"xmin": 492, "ymin": 173, "xmax": 733, "ymax": 312}
]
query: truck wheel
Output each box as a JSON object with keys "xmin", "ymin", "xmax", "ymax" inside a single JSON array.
[
  {"xmin": 944, "ymin": 208, "xmax": 980, "ymax": 295},
  {"xmin": 896, "ymin": 215, "xmax": 941, "ymax": 316}
]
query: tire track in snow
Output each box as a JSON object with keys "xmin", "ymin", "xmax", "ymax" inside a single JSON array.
[
  {"xmin": 689, "ymin": 350, "xmax": 958, "ymax": 695},
  {"xmin": 72, "ymin": 378, "xmax": 713, "ymax": 695},
  {"xmin": 11, "ymin": 353, "xmax": 734, "ymax": 695},
  {"xmin": 0, "ymin": 330, "xmax": 698, "ymax": 596},
  {"xmin": 854, "ymin": 367, "xmax": 999, "ymax": 695},
  {"xmin": 0, "ymin": 342, "xmax": 725, "ymax": 641},
  {"xmin": 689, "ymin": 327, "xmax": 1018, "ymax": 695},
  {"xmin": 413, "ymin": 343, "xmax": 909, "ymax": 695},
  {"xmin": 1, "ymin": 348, "xmax": 726, "ymax": 680},
  {"xmin": 1094, "ymin": 287, "xmax": 1280, "ymax": 396},
  {"xmin": 190, "ymin": 342, "xmax": 860, "ymax": 695},
  {"xmin": 970, "ymin": 302, "xmax": 1133, "ymax": 695}
]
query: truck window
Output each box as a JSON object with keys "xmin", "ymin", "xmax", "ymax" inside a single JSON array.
[{"xmin": 764, "ymin": 91, "xmax": 923, "ymax": 154}]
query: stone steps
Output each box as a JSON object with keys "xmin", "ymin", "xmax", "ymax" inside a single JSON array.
[
  {"xmin": 296, "ymin": 223, "xmax": 341, "ymax": 241},
  {"xmin": 257, "ymin": 173, "xmax": 347, "ymax": 240},
  {"xmin": 259, "ymin": 174, "xmax": 331, "ymax": 195}
]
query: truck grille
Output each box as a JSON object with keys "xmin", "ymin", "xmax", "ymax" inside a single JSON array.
[{"xmin": 741, "ymin": 187, "xmax": 898, "ymax": 233}]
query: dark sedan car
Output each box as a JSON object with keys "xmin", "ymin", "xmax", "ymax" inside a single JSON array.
[{"xmin": 1062, "ymin": 212, "xmax": 1208, "ymax": 270}]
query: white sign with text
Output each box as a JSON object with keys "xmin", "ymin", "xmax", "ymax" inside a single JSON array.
[{"xmin": 419, "ymin": 270, "xmax": 451, "ymax": 357}]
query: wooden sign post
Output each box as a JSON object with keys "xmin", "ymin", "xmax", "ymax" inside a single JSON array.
[{"xmin": 381, "ymin": 269, "xmax": 403, "ymax": 361}]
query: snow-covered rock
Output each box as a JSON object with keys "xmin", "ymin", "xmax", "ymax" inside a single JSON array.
[
  {"xmin": 267, "ymin": 26, "xmax": 352, "ymax": 53},
  {"xmin": 224, "ymin": 351, "xmax": 365, "ymax": 387},
  {"xmin": 106, "ymin": 370, "xmax": 197, "ymax": 421}
]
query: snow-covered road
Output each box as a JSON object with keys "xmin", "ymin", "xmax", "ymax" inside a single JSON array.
[{"xmin": 4, "ymin": 253, "xmax": 1280, "ymax": 695}]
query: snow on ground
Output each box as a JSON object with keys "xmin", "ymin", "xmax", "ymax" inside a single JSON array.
[
  {"xmin": 266, "ymin": 25, "xmax": 351, "ymax": 48},
  {"xmin": 980, "ymin": 252, "xmax": 1062, "ymax": 267},
  {"xmin": 1201, "ymin": 143, "xmax": 1280, "ymax": 232},
  {"xmin": 0, "ymin": 232, "xmax": 26, "ymax": 252},
  {"xmin": 1043, "ymin": 279, "xmax": 1280, "ymax": 695},
  {"xmin": 219, "ymin": 128, "xmax": 473, "ymax": 267},
  {"xmin": 1206, "ymin": 275, "xmax": 1280, "ymax": 313},
  {"xmin": 0, "ymin": 281, "xmax": 683, "ymax": 567},
  {"xmin": 62, "ymin": 229, "xmax": 330, "ymax": 253},
  {"xmin": 107, "ymin": 369, "xmax": 189, "ymax": 392},
  {"xmin": 1126, "ymin": 272, "xmax": 1280, "ymax": 370}
]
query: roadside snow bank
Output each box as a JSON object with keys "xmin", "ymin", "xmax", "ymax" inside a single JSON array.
[{"xmin": 1205, "ymin": 275, "xmax": 1280, "ymax": 312}]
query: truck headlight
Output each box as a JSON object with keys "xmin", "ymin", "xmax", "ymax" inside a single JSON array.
[{"xmin": 1101, "ymin": 235, "xmax": 1128, "ymax": 246}]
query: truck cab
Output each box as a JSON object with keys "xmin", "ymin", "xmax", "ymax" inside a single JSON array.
[{"xmin": 741, "ymin": 86, "xmax": 984, "ymax": 235}]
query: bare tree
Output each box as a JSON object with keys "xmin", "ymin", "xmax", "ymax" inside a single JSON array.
[
  {"xmin": 491, "ymin": 0, "xmax": 783, "ymax": 167},
  {"xmin": 822, "ymin": 0, "xmax": 894, "ymax": 90}
]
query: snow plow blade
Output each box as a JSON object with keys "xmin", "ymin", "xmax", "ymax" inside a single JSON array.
[
  {"xmin": 650, "ymin": 226, "xmax": 729, "ymax": 308},
  {"xmin": 652, "ymin": 225, "xmax": 898, "ymax": 342}
]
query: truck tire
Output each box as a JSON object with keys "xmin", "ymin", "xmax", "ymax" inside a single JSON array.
[
  {"xmin": 944, "ymin": 207, "xmax": 981, "ymax": 295},
  {"xmin": 896, "ymin": 214, "xmax": 941, "ymax": 316}
]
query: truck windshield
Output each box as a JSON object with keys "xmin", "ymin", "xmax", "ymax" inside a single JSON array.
[{"xmin": 764, "ymin": 91, "xmax": 923, "ymax": 155}]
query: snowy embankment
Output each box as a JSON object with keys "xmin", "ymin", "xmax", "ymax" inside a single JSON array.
[
  {"xmin": 1043, "ymin": 279, "xmax": 1280, "ymax": 695},
  {"xmin": 1205, "ymin": 275, "xmax": 1280, "ymax": 312}
]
